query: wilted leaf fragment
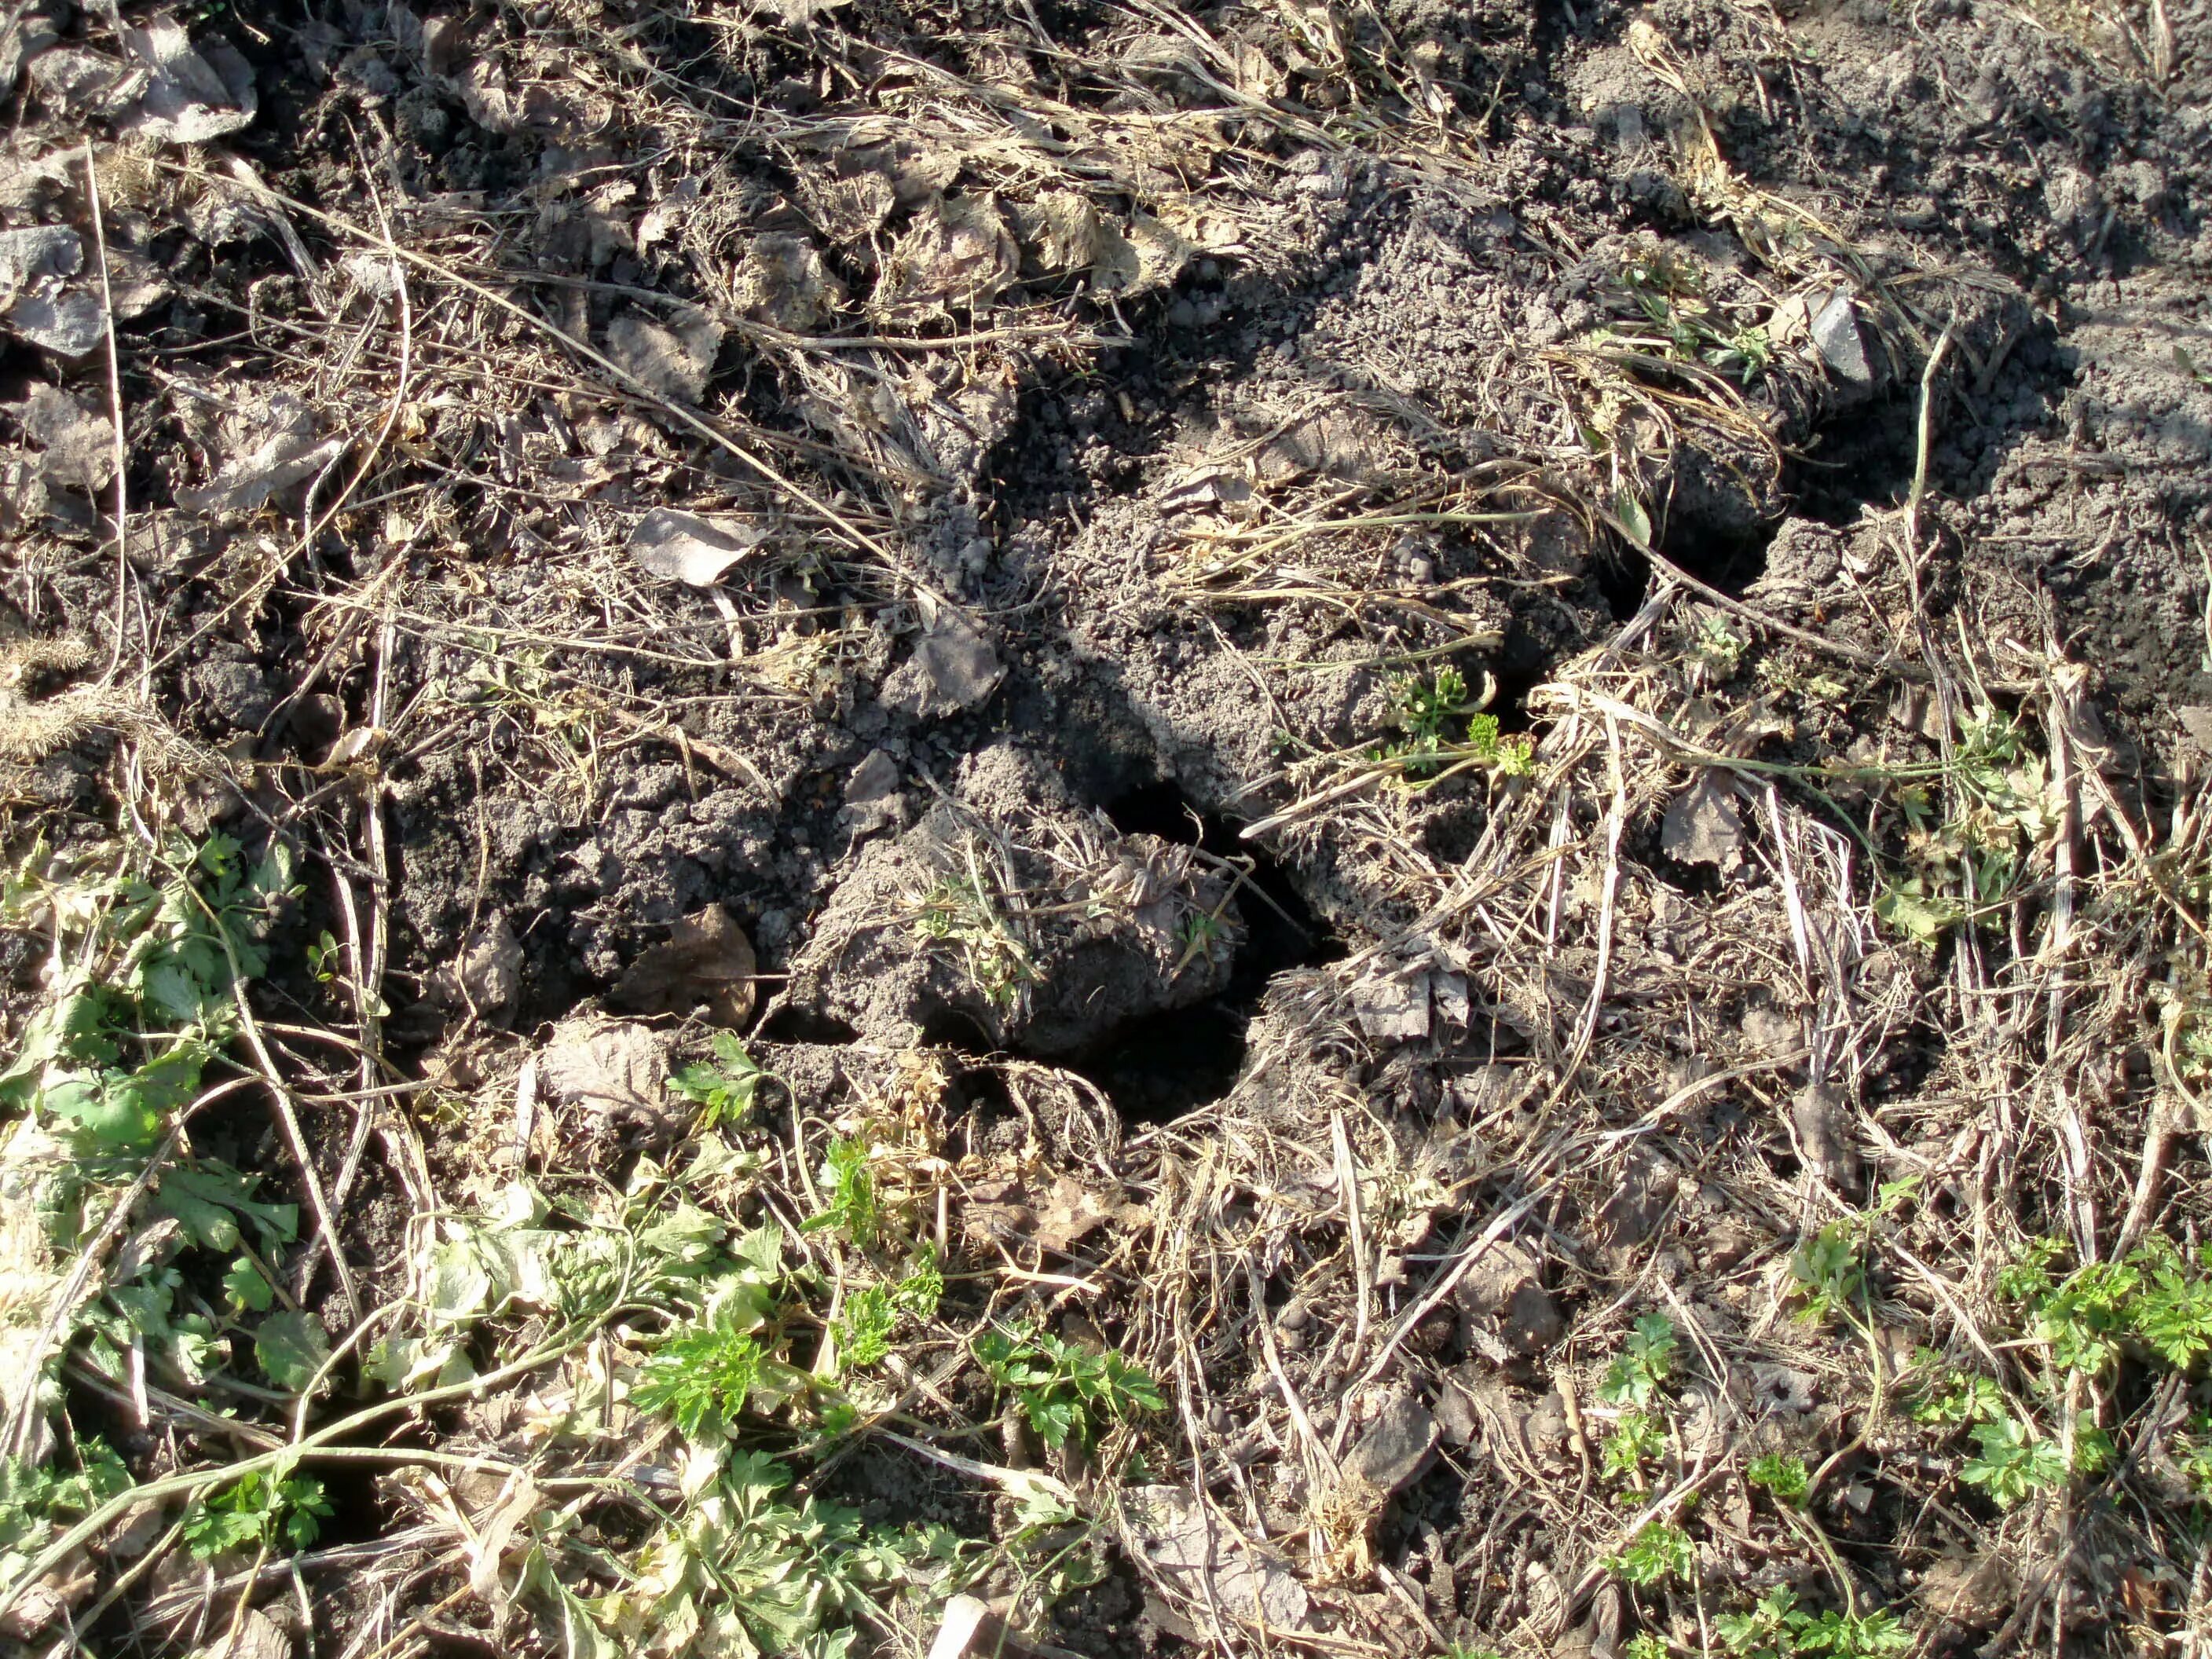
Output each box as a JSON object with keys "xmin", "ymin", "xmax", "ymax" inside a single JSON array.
[
  {"xmin": 16, "ymin": 384, "xmax": 112, "ymax": 492},
  {"xmin": 175, "ymin": 395, "xmax": 343, "ymax": 517},
  {"xmin": 1125, "ymin": 1485, "xmax": 1309, "ymax": 1630},
  {"xmin": 731, "ymin": 233, "xmax": 844, "ymax": 333},
  {"xmin": 603, "ymin": 307, "xmax": 723, "ymax": 403},
  {"xmin": 185, "ymin": 1608, "xmax": 290, "ymax": 1659},
  {"xmin": 119, "ymin": 20, "xmax": 258, "ymax": 143},
  {"xmin": 874, "ymin": 194, "xmax": 1016, "ymax": 320},
  {"xmin": 1093, "ymin": 213, "xmax": 1196, "ymax": 296},
  {"xmin": 0, "ymin": 225, "xmax": 100, "ymax": 355},
  {"xmin": 611, "ymin": 903, "xmax": 757, "ymax": 1028},
  {"xmin": 539, "ymin": 1017, "xmax": 670, "ymax": 1122},
  {"xmin": 628, "ymin": 508, "xmax": 768, "ymax": 587},
  {"xmin": 1661, "ymin": 772, "xmax": 1744, "ymax": 871}
]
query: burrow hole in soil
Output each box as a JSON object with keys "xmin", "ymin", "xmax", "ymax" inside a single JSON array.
[
  {"xmin": 1593, "ymin": 394, "xmax": 1923, "ymax": 621},
  {"xmin": 1061, "ymin": 781, "xmax": 1344, "ymax": 1124},
  {"xmin": 1596, "ymin": 515, "xmax": 1772, "ymax": 621},
  {"xmin": 1784, "ymin": 394, "xmax": 1920, "ymax": 526}
]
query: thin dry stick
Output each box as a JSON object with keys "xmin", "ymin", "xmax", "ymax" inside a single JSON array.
[
  {"xmin": 191, "ymin": 894, "xmax": 365, "ymax": 1326},
  {"xmin": 83, "ymin": 142, "xmax": 132, "ymax": 688},
  {"xmin": 1906, "ymin": 322, "xmax": 1957, "ymax": 556}
]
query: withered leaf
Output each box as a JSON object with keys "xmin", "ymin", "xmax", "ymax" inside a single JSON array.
[{"xmin": 611, "ymin": 903, "xmax": 756, "ymax": 1028}]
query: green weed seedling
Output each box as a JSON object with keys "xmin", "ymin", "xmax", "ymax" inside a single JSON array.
[
  {"xmin": 1716, "ymin": 1588, "xmax": 1910, "ymax": 1659},
  {"xmin": 806, "ymin": 1137, "xmax": 880, "ymax": 1247},
  {"xmin": 832, "ymin": 1251, "xmax": 943, "ymax": 1374},
  {"xmin": 1602, "ymin": 1411, "xmax": 1666, "ymax": 1487},
  {"xmin": 2001, "ymin": 1234, "xmax": 2212, "ymax": 1377},
  {"xmin": 1600, "ymin": 1312, "xmax": 1680, "ymax": 1409},
  {"xmin": 1904, "ymin": 1353, "xmax": 2001, "ymax": 1427},
  {"xmin": 1791, "ymin": 1222, "xmax": 1866, "ymax": 1326},
  {"xmin": 669, "ymin": 1032, "xmax": 768, "ymax": 1131},
  {"xmin": 0, "ymin": 1443, "xmax": 129, "ymax": 1577},
  {"xmin": 580, "ymin": 1450, "xmax": 915, "ymax": 1659},
  {"xmin": 1957, "ymin": 1414, "xmax": 2062, "ymax": 1507},
  {"xmin": 1602, "ymin": 1521, "xmax": 1694, "ymax": 1587},
  {"xmin": 974, "ymin": 1324, "xmax": 1164, "ymax": 1450},
  {"xmin": 1375, "ymin": 668, "xmax": 1535, "ymax": 783},
  {"xmin": 183, "ymin": 1469, "xmax": 335, "ymax": 1560},
  {"xmin": 1745, "ymin": 1452, "xmax": 1809, "ymax": 1503},
  {"xmin": 1, "ymin": 833, "xmax": 296, "ymax": 1151},
  {"xmin": 910, "ymin": 843, "xmax": 1042, "ymax": 1013},
  {"xmin": 631, "ymin": 1234, "xmax": 795, "ymax": 1438}
]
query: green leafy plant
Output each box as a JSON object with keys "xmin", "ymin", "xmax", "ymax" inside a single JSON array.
[
  {"xmin": 0, "ymin": 834, "xmax": 296, "ymax": 1150},
  {"xmin": 973, "ymin": 1325, "xmax": 1164, "ymax": 1450},
  {"xmin": 634, "ymin": 1316, "xmax": 768, "ymax": 1438},
  {"xmin": 0, "ymin": 1443, "xmax": 129, "ymax": 1564},
  {"xmin": 1624, "ymin": 1635, "xmax": 1669, "ymax": 1659},
  {"xmin": 670, "ymin": 1033, "xmax": 768, "ymax": 1131},
  {"xmin": 2128, "ymin": 1238, "xmax": 2212, "ymax": 1369},
  {"xmin": 1602, "ymin": 1521, "xmax": 1694, "ymax": 1587},
  {"xmin": 582, "ymin": 1450, "xmax": 914, "ymax": 1659},
  {"xmin": 1958, "ymin": 1413, "xmax": 2067, "ymax": 1507},
  {"xmin": 1867, "ymin": 705, "xmax": 2059, "ymax": 946},
  {"xmin": 2174, "ymin": 1413, "xmax": 2212, "ymax": 1499},
  {"xmin": 182, "ymin": 1470, "xmax": 335, "ymax": 1559},
  {"xmin": 1745, "ymin": 1452, "xmax": 1809, "ymax": 1503},
  {"xmin": 1906, "ymin": 1357, "xmax": 2001, "ymax": 1427},
  {"xmin": 1690, "ymin": 613, "xmax": 1746, "ymax": 679},
  {"xmin": 1792, "ymin": 1223, "xmax": 1866, "ymax": 1324},
  {"xmin": 1599, "ymin": 1313, "xmax": 1680, "ymax": 1409},
  {"xmin": 833, "ymin": 1286, "xmax": 896, "ymax": 1371},
  {"xmin": 1375, "ymin": 668, "xmax": 1534, "ymax": 782},
  {"xmin": 1602, "ymin": 1411, "xmax": 1665, "ymax": 1484},
  {"xmin": 807, "ymin": 1137, "xmax": 879, "ymax": 1247},
  {"xmin": 1717, "ymin": 1588, "xmax": 1911, "ymax": 1659}
]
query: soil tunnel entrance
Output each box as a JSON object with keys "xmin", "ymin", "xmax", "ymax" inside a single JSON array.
[{"xmin": 1067, "ymin": 782, "xmax": 1344, "ymax": 1124}]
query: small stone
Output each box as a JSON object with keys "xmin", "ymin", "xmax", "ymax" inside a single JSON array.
[
  {"xmin": 914, "ymin": 613, "xmax": 1003, "ymax": 710},
  {"xmin": 1346, "ymin": 1394, "xmax": 1439, "ymax": 1496},
  {"xmin": 1453, "ymin": 1239, "xmax": 1562, "ymax": 1359},
  {"xmin": 844, "ymin": 748, "xmax": 900, "ymax": 804},
  {"xmin": 1353, "ymin": 970, "xmax": 1430, "ymax": 1041},
  {"xmin": 455, "ymin": 914, "xmax": 522, "ymax": 1021},
  {"xmin": 1811, "ymin": 291, "xmax": 1873, "ymax": 384},
  {"xmin": 1789, "ymin": 1081, "xmax": 1860, "ymax": 1192}
]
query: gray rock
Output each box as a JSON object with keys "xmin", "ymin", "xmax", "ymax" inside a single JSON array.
[
  {"xmin": 1453, "ymin": 1239, "xmax": 1562, "ymax": 1359},
  {"xmin": 454, "ymin": 914, "xmax": 522, "ymax": 1023},
  {"xmin": 1812, "ymin": 291, "xmax": 1873, "ymax": 384},
  {"xmin": 844, "ymin": 748, "xmax": 900, "ymax": 804},
  {"xmin": 913, "ymin": 612, "xmax": 1003, "ymax": 711},
  {"xmin": 1346, "ymin": 1393, "xmax": 1439, "ymax": 1496},
  {"xmin": 1789, "ymin": 1081, "xmax": 1860, "ymax": 1192},
  {"xmin": 188, "ymin": 657, "xmax": 274, "ymax": 730}
]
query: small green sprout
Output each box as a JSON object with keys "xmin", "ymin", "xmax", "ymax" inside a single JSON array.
[
  {"xmin": 1602, "ymin": 1521, "xmax": 1694, "ymax": 1587},
  {"xmin": 1745, "ymin": 1452, "xmax": 1810, "ymax": 1503},
  {"xmin": 1600, "ymin": 1313, "xmax": 1680, "ymax": 1408}
]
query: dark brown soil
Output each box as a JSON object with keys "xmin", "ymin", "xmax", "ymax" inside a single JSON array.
[{"xmin": 4, "ymin": 0, "xmax": 2210, "ymax": 1652}]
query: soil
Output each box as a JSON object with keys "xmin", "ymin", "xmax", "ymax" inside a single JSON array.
[{"xmin": 3, "ymin": 0, "xmax": 2211, "ymax": 1653}]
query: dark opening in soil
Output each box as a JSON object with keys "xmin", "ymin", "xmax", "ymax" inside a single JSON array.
[
  {"xmin": 1658, "ymin": 517, "xmax": 1769, "ymax": 596},
  {"xmin": 1596, "ymin": 508, "xmax": 1773, "ymax": 621},
  {"xmin": 756, "ymin": 1005, "xmax": 861, "ymax": 1045},
  {"xmin": 1071, "ymin": 782, "xmax": 1344, "ymax": 1122},
  {"xmin": 1785, "ymin": 396, "xmax": 1918, "ymax": 526},
  {"xmin": 1592, "ymin": 546, "xmax": 1652, "ymax": 620},
  {"xmin": 313, "ymin": 1454, "xmax": 386, "ymax": 1547}
]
